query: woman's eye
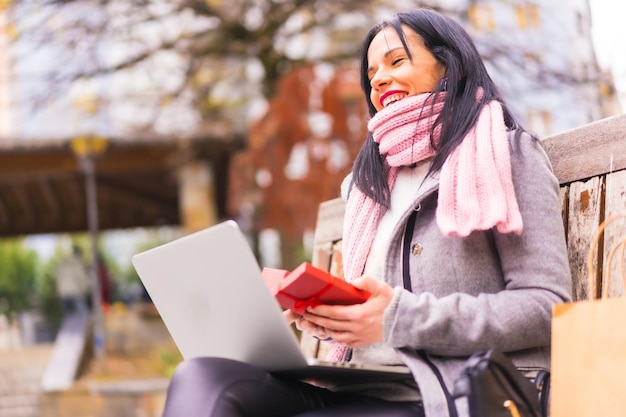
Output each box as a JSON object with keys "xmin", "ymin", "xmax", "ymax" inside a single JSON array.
[{"xmin": 392, "ymin": 57, "xmax": 404, "ymax": 65}]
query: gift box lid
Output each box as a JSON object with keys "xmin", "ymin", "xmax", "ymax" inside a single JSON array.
[{"xmin": 262, "ymin": 262, "xmax": 370, "ymax": 312}]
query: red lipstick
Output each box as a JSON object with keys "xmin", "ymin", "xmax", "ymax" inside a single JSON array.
[{"xmin": 379, "ymin": 90, "xmax": 407, "ymax": 108}]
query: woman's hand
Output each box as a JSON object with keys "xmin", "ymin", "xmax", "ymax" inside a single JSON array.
[
  {"xmin": 301, "ymin": 276, "xmax": 394, "ymax": 347},
  {"xmin": 283, "ymin": 309, "xmax": 332, "ymax": 340}
]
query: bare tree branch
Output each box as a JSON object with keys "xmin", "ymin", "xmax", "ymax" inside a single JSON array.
[{"xmin": 5, "ymin": 0, "xmax": 596, "ymax": 137}]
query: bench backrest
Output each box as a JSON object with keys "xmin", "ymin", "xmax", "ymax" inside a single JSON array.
[{"xmin": 302, "ymin": 113, "xmax": 626, "ymax": 359}]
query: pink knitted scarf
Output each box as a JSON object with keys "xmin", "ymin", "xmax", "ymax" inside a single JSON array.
[
  {"xmin": 326, "ymin": 92, "xmax": 523, "ymax": 361},
  {"xmin": 342, "ymin": 91, "xmax": 523, "ymax": 281}
]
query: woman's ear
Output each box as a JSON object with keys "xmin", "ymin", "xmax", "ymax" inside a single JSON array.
[{"xmin": 431, "ymin": 45, "xmax": 448, "ymax": 67}]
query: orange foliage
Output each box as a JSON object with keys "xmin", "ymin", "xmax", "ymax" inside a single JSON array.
[{"xmin": 228, "ymin": 64, "xmax": 368, "ymax": 245}]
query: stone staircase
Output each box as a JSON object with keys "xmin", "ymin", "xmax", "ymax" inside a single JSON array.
[
  {"xmin": 46, "ymin": 305, "xmax": 177, "ymax": 417},
  {"xmin": 0, "ymin": 344, "xmax": 54, "ymax": 417},
  {"xmin": 41, "ymin": 312, "xmax": 91, "ymax": 392},
  {"xmin": 0, "ymin": 305, "xmax": 178, "ymax": 417}
]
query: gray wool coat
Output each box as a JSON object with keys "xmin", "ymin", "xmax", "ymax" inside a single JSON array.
[{"xmin": 378, "ymin": 131, "xmax": 573, "ymax": 417}]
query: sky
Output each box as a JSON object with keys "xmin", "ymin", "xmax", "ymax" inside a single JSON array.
[{"xmin": 589, "ymin": 0, "xmax": 626, "ymax": 108}]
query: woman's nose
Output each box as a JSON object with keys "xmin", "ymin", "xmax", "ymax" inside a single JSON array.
[{"xmin": 370, "ymin": 69, "xmax": 391, "ymax": 89}]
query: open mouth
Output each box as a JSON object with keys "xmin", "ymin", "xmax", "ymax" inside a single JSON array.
[{"xmin": 380, "ymin": 90, "xmax": 408, "ymax": 108}]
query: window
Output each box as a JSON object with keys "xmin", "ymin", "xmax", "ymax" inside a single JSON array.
[
  {"xmin": 469, "ymin": 3, "xmax": 495, "ymax": 31},
  {"xmin": 516, "ymin": 3, "xmax": 540, "ymax": 29}
]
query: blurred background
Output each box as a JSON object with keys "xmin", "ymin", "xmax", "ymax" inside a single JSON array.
[{"xmin": 0, "ymin": 0, "xmax": 623, "ymax": 416}]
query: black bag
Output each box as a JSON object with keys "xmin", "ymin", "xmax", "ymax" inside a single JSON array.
[{"xmin": 452, "ymin": 350, "xmax": 549, "ymax": 417}]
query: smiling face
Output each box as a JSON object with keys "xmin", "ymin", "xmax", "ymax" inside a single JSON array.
[{"xmin": 367, "ymin": 26, "xmax": 446, "ymax": 112}]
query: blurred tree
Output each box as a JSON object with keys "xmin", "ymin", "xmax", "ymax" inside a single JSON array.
[
  {"xmin": 36, "ymin": 254, "xmax": 63, "ymax": 330},
  {"xmin": 230, "ymin": 64, "xmax": 368, "ymax": 267},
  {"xmin": 4, "ymin": 1, "xmax": 595, "ymax": 115},
  {"xmin": 4, "ymin": 0, "xmax": 469, "ymax": 138},
  {"xmin": 0, "ymin": 239, "xmax": 38, "ymax": 319}
]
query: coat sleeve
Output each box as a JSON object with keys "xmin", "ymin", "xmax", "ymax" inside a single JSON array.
[{"xmin": 384, "ymin": 133, "xmax": 573, "ymax": 356}]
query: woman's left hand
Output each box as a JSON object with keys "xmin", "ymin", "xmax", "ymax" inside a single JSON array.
[
  {"xmin": 285, "ymin": 309, "xmax": 332, "ymax": 340},
  {"xmin": 302, "ymin": 276, "xmax": 394, "ymax": 347}
]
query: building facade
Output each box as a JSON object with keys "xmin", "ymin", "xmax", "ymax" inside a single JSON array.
[
  {"xmin": 0, "ymin": 3, "xmax": 13, "ymax": 142},
  {"xmin": 462, "ymin": 0, "xmax": 620, "ymax": 136}
]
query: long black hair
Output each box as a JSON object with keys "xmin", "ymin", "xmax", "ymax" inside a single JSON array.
[{"xmin": 352, "ymin": 8, "xmax": 523, "ymax": 208}]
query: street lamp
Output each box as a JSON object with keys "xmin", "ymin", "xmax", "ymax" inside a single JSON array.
[{"xmin": 70, "ymin": 135, "xmax": 108, "ymax": 365}]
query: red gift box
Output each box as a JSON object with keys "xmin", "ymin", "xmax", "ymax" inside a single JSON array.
[{"xmin": 262, "ymin": 262, "xmax": 370, "ymax": 314}]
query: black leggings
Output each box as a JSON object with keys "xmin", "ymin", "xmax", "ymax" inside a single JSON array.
[{"xmin": 163, "ymin": 357, "xmax": 424, "ymax": 417}]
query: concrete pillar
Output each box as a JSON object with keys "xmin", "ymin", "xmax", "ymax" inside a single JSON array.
[{"xmin": 179, "ymin": 161, "xmax": 217, "ymax": 234}]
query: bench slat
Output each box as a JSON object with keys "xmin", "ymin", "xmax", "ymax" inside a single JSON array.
[
  {"xmin": 603, "ymin": 169, "xmax": 626, "ymax": 298},
  {"xmin": 566, "ymin": 177, "xmax": 603, "ymax": 301},
  {"xmin": 541, "ymin": 113, "xmax": 626, "ymax": 184},
  {"xmin": 313, "ymin": 198, "xmax": 346, "ymax": 245}
]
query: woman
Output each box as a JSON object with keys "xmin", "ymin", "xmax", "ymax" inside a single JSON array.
[{"xmin": 162, "ymin": 8, "xmax": 572, "ymax": 417}]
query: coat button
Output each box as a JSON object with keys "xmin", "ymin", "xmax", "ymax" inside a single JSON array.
[{"xmin": 412, "ymin": 243, "xmax": 423, "ymax": 255}]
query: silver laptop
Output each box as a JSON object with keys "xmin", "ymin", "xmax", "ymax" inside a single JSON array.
[{"xmin": 131, "ymin": 220, "xmax": 411, "ymax": 384}]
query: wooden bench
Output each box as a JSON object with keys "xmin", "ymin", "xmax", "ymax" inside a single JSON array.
[{"xmin": 301, "ymin": 113, "xmax": 626, "ymax": 359}]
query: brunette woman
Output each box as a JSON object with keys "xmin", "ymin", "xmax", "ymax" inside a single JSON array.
[{"xmin": 162, "ymin": 8, "xmax": 571, "ymax": 417}]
